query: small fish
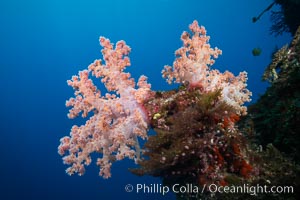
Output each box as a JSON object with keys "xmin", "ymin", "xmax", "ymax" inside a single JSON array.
[{"xmin": 252, "ymin": 47, "xmax": 262, "ymax": 56}]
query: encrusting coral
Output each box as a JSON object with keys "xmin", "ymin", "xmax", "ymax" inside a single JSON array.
[{"xmin": 131, "ymin": 87, "xmax": 255, "ymax": 188}]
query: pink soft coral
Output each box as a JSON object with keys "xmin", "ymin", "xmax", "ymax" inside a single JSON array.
[
  {"xmin": 162, "ymin": 20, "xmax": 251, "ymax": 115},
  {"xmin": 58, "ymin": 37, "xmax": 151, "ymax": 178}
]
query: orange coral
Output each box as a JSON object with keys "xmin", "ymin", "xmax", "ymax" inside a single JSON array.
[
  {"xmin": 240, "ymin": 160, "xmax": 253, "ymax": 178},
  {"xmin": 233, "ymin": 159, "xmax": 253, "ymax": 178}
]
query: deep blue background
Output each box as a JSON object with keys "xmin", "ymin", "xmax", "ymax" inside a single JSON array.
[{"xmin": 0, "ymin": 0, "xmax": 291, "ymax": 199}]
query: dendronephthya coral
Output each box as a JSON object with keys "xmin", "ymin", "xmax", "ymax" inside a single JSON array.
[{"xmin": 58, "ymin": 21, "xmax": 254, "ymax": 191}]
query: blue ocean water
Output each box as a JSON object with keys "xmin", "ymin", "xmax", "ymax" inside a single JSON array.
[{"xmin": 0, "ymin": 0, "xmax": 291, "ymax": 199}]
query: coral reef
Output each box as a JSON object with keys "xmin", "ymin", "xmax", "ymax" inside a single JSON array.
[
  {"xmin": 249, "ymin": 26, "xmax": 300, "ymax": 161},
  {"xmin": 270, "ymin": 0, "xmax": 300, "ymax": 36},
  {"xmin": 131, "ymin": 87, "xmax": 256, "ymax": 188},
  {"xmin": 57, "ymin": 20, "xmax": 300, "ymax": 199},
  {"xmin": 131, "ymin": 21, "xmax": 256, "ymax": 199},
  {"xmin": 252, "ymin": 0, "xmax": 300, "ymax": 36},
  {"xmin": 232, "ymin": 26, "xmax": 300, "ymax": 200},
  {"xmin": 58, "ymin": 20, "xmax": 252, "ymax": 181}
]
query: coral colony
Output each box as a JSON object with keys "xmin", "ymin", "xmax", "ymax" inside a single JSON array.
[{"xmin": 58, "ymin": 20, "xmax": 253, "ymax": 187}]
